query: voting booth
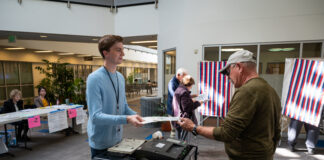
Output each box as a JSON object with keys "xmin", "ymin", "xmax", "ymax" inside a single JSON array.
[{"xmin": 280, "ymin": 58, "xmax": 324, "ymax": 137}]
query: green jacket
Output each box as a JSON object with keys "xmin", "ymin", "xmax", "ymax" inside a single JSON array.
[{"xmin": 213, "ymin": 77, "xmax": 281, "ymax": 160}]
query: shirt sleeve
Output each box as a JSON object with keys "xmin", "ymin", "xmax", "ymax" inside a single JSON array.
[
  {"xmin": 87, "ymin": 75, "xmax": 128, "ymax": 126},
  {"xmin": 213, "ymin": 89, "xmax": 257, "ymax": 142},
  {"xmin": 3, "ymin": 101, "xmax": 11, "ymax": 113},
  {"xmin": 34, "ymin": 98, "xmax": 42, "ymax": 108},
  {"xmin": 273, "ymin": 100, "xmax": 282, "ymax": 153}
]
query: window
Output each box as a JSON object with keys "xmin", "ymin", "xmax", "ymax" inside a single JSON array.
[
  {"xmin": 74, "ymin": 65, "xmax": 93, "ymax": 82},
  {"xmin": 204, "ymin": 45, "xmax": 260, "ymax": 72},
  {"xmin": 259, "ymin": 43, "xmax": 300, "ymax": 98},
  {"xmin": 149, "ymin": 68, "xmax": 157, "ymax": 82},
  {"xmin": 0, "ymin": 61, "xmax": 34, "ymax": 100},
  {"xmin": 163, "ymin": 49, "xmax": 176, "ymax": 98},
  {"xmin": 20, "ymin": 63, "xmax": 33, "ymax": 84},
  {"xmin": 203, "ymin": 41, "xmax": 323, "ymax": 99},
  {"xmin": 117, "ymin": 66, "xmax": 127, "ymax": 79},
  {"xmin": 221, "ymin": 45, "xmax": 257, "ymax": 61},
  {"xmin": 164, "ymin": 50, "xmax": 176, "ymax": 75},
  {"xmin": 4, "ymin": 62, "xmax": 19, "ymax": 85},
  {"xmin": 302, "ymin": 43, "xmax": 322, "ymax": 58},
  {"xmin": 204, "ymin": 47, "xmax": 219, "ymax": 61}
]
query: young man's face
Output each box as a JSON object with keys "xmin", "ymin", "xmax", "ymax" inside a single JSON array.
[{"xmin": 104, "ymin": 42, "xmax": 125, "ymax": 65}]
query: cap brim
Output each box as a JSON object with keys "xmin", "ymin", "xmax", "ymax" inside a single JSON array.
[{"xmin": 219, "ymin": 63, "xmax": 230, "ymax": 75}]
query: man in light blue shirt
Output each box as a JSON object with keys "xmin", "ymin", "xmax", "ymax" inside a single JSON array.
[{"xmin": 86, "ymin": 35, "xmax": 144, "ymax": 158}]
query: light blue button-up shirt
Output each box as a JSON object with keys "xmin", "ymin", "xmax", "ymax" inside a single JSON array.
[{"xmin": 86, "ymin": 66, "xmax": 136, "ymax": 149}]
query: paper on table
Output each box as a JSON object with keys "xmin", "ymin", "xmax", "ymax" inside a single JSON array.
[
  {"xmin": 75, "ymin": 107, "xmax": 84, "ymax": 125},
  {"xmin": 141, "ymin": 116, "xmax": 180, "ymax": 124},
  {"xmin": 108, "ymin": 138, "xmax": 145, "ymax": 154},
  {"xmin": 48, "ymin": 109, "xmax": 68, "ymax": 133},
  {"xmin": 20, "ymin": 109, "xmax": 36, "ymax": 112}
]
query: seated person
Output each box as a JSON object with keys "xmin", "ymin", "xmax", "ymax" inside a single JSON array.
[
  {"xmin": 34, "ymin": 86, "xmax": 49, "ymax": 107},
  {"xmin": 3, "ymin": 89, "xmax": 29, "ymax": 141}
]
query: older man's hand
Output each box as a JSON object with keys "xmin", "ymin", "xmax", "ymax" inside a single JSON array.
[{"xmin": 177, "ymin": 118, "xmax": 195, "ymax": 132}]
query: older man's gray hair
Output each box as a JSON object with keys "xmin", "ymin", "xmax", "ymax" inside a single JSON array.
[{"xmin": 176, "ymin": 68, "xmax": 188, "ymax": 76}]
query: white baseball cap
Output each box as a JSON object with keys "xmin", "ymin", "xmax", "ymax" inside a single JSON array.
[{"xmin": 219, "ymin": 50, "xmax": 256, "ymax": 75}]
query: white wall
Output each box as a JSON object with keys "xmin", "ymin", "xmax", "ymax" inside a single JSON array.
[
  {"xmin": 114, "ymin": 4, "xmax": 158, "ymax": 37},
  {"xmin": 157, "ymin": 0, "xmax": 324, "ymax": 97},
  {"xmin": 0, "ymin": 0, "xmax": 114, "ymax": 36},
  {"xmin": 0, "ymin": 0, "xmax": 158, "ymax": 37}
]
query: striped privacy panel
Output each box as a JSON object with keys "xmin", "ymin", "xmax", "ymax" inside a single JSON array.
[
  {"xmin": 198, "ymin": 61, "xmax": 234, "ymax": 117},
  {"xmin": 282, "ymin": 59, "xmax": 324, "ymax": 127}
]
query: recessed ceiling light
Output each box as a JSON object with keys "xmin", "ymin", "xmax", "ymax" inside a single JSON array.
[
  {"xmin": 58, "ymin": 52, "xmax": 74, "ymax": 56},
  {"xmin": 92, "ymin": 38, "xmax": 98, "ymax": 41},
  {"xmin": 34, "ymin": 50, "xmax": 53, "ymax": 53},
  {"xmin": 40, "ymin": 35, "xmax": 48, "ymax": 38},
  {"xmin": 130, "ymin": 40, "xmax": 157, "ymax": 44},
  {"xmin": 77, "ymin": 54, "xmax": 92, "ymax": 57},
  {"xmin": 281, "ymin": 48, "xmax": 295, "ymax": 51},
  {"xmin": 4, "ymin": 47, "xmax": 25, "ymax": 50},
  {"xmin": 268, "ymin": 48, "xmax": 295, "ymax": 52},
  {"xmin": 221, "ymin": 48, "xmax": 244, "ymax": 52}
]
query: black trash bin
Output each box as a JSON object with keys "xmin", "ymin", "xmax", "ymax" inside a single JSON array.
[{"xmin": 140, "ymin": 96, "xmax": 162, "ymax": 128}]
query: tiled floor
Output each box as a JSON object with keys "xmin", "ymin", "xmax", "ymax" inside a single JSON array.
[{"xmin": 1, "ymin": 90, "xmax": 324, "ymax": 160}]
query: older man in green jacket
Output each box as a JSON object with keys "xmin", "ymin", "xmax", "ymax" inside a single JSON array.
[{"xmin": 178, "ymin": 50, "xmax": 282, "ymax": 160}]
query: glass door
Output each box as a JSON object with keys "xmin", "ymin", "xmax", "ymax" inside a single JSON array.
[{"xmin": 163, "ymin": 49, "xmax": 176, "ymax": 100}]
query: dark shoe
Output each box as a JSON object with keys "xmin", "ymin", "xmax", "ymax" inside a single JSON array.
[
  {"xmin": 307, "ymin": 148, "xmax": 315, "ymax": 155},
  {"xmin": 288, "ymin": 145, "xmax": 295, "ymax": 152}
]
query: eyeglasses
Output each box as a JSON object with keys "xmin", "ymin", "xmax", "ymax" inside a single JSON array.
[{"xmin": 225, "ymin": 64, "xmax": 236, "ymax": 76}]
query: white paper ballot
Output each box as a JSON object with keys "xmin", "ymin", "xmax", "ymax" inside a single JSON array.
[
  {"xmin": 48, "ymin": 109, "xmax": 68, "ymax": 133},
  {"xmin": 196, "ymin": 92, "xmax": 209, "ymax": 102},
  {"xmin": 141, "ymin": 116, "xmax": 180, "ymax": 124},
  {"xmin": 75, "ymin": 107, "xmax": 84, "ymax": 125}
]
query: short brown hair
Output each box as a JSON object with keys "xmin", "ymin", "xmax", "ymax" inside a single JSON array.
[
  {"xmin": 181, "ymin": 75, "xmax": 195, "ymax": 87},
  {"xmin": 10, "ymin": 89, "xmax": 22, "ymax": 99},
  {"xmin": 98, "ymin": 35, "xmax": 123, "ymax": 58}
]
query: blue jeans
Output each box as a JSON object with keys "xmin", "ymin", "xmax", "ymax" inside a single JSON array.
[
  {"xmin": 288, "ymin": 118, "xmax": 320, "ymax": 149},
  {"xmin": 90, "ymin": 147, "xmax": 107, "ymax": 159}
]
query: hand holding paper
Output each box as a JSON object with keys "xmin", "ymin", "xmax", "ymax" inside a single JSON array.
[
  {"xmin": 127, "ymin": 115, "xmax": 144, "ymax": 127},
  {"xmin": 196, "ymin": 92, "xmax": 209, "ymax": 102}
]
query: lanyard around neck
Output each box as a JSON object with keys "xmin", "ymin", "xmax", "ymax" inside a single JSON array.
[{"xmin": 104, "ymin": 67, "xmax": 119, "ymax": 104}]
